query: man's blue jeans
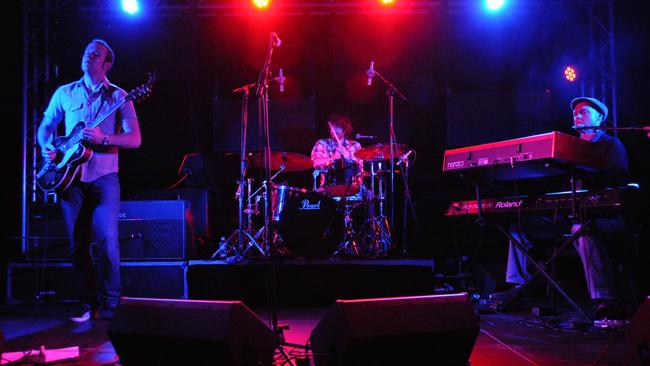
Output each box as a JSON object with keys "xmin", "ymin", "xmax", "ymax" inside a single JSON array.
[{"xmin": 62, "ymin": 172, "xmax": 121, "ymax": 309}]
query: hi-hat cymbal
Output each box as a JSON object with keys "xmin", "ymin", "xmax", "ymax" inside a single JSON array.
[
  {"xmin": 354, "ymin": 143, "xmax": 409, "ymax": 161},
  {"xmin": 249, "ymin": 151, "xmax": 313, "ymax": 172}
]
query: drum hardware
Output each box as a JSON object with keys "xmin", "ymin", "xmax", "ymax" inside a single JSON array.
[
  {"xmin": 249, "ymin": 151, "xmax": 312, "ymax": 172},
  {"xmin": 331, "ymin": 192, "xmax": 367, "ymax": 257},
  {"xmin": 312, "ymin": 168, "xmax": 321, "ymax": 191},
  {"xmin": 397, "ymin": 150, "xmax": 419, "ymax": 256},
  {"xmin": 323, "ymin": 158, "xmax": 361, "ymax": 197},
  {"xmin": 212, "ymin": 81, "xmax": 255, "ymax": 263},
  {"xmin": 239, "ymin": 165, "xmax": 290, "ymax": 255},
  {"xmin": 213, "ymin": 177, "xmax": 266, "ymax": 259},
  {"xmin": 357, "ymin": 163, "xmax": 392, "ymax": 257},
  {"xmin": 363, "ymin": 60, "xmax": 408, "ymax": 254}
]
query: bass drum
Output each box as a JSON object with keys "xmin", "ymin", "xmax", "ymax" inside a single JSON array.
[{"xmin": 278, "ymin": 191, "xmax": 342, "ymax": 259}]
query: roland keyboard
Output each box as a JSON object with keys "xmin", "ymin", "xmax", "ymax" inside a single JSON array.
[
  {"xmin": 442, "ymin": 131, "xmax": 610, "ymax": 180},
  {"xmin": 445, "ymin": 186, "xmax": 635, "ymax": 216}
]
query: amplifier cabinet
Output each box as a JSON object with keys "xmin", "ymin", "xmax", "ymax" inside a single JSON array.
[
  {"xmin": 26, "ymin": 200, "xmax": 194, "ymax": 261},
  {"xmin": 6, "ymin": 261, "xmax": 188, "ymax": 304},
  {"xmin": 133, "ymin": 189, "xmax": 212, "ymax": 239},
  {"xmin": 118, "ymin": 200, "xmax": 194, "ymax": 261}
]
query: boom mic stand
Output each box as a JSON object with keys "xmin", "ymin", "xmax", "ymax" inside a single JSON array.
[
  {"xmin": 367, "ymin": 63, "xmax": 408, "ymax": 255},
  {"xmin": 213, "ymin": 82, "xmax": 265, "ymax": 261},
  {"xmin": 255, "ymin": 31, "xmax": 303, "ymax": 365}
]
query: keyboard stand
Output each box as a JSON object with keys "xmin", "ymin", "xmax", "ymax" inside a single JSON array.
[
  {"xmin": 493, "ymin": 167, "xmax": 592, "ymax": 320},
  {"xmin": 494, "ymin": 223, "xmax": 592, "ymax": 320}
]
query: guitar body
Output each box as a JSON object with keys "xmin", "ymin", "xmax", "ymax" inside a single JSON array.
[{"xmin": 35, "ymin": 121, "xmax": 94, "ymax": 193}]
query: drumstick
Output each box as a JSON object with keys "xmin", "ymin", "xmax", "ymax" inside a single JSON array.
[
  {"xmin": 327, "ymin": 121, "xmax": 350, "ymax": 161},
  {"xmin": 327, "ymin": 121, "xmax": 344, "ymax": 147}
]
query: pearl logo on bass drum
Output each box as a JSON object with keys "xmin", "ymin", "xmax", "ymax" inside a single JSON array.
[{"xmin": 300, "ymin": 199, "xmax": 322, "ymax": 210}]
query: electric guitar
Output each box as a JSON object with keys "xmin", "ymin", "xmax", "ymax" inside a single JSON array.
[{"xmin": 36, "ymin": 73, "xmax": 155, "ymax": 193}]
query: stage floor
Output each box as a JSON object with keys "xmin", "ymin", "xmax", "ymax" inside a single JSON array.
[{"xmin": 1, "ymin": 301, "xmax": 630, "ymax": 365}]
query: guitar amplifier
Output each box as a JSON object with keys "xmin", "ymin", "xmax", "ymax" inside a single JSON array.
[
  {"xmin": 26, "ymin": 200, "xmax": 194, "ymax": 261},
  {"xmin": 119, "ymin": 200, "xmax": 194, "ymax": 261},
  {"xmin": 132, "ymin": 189, "xmax": 212, "ymax": 239}
]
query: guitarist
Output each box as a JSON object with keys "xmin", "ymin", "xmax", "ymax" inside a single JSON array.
[{"xmin": 37, "ymin": 39, "xmax": 141, "ymax": 322}]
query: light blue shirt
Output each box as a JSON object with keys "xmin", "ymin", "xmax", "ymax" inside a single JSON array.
[{"xmin": 43, "ymin": 77, "xmax": 138, "ymax": 182}]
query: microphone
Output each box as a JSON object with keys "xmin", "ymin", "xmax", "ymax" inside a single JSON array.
[
  {"xmin": 367, "ymin": 61, "xmax": 375, "ymax": 86},
  {"xmin": 572, "ymin": 124, "xmax": 604, "ymax": 132},
  {"xmin": 355, "ymin": 133, "xmax": 376, "ymax": 139},
  {"xmin": 271, "ymin": 32, "xmax": 282, "ymax": 48},
  {"xmin": 397, "ymin": 150, "xmax": 414, "ymax": 165},
  {"xmin": 278, "ymin": 68, "xmax": 285, "ymax": 92}
]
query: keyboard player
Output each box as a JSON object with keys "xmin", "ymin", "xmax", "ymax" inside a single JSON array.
[{"xmin": 491, "ymin": 96, "xmax": 630, "ymax": 320}]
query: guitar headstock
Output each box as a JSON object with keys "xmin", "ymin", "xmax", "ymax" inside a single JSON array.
[{"xmin": 128, "ymin": 72, "xmax": 156, "ymax": 103}]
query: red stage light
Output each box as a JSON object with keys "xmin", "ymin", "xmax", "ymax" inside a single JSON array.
[
  {"xmin": 564, "ymin": 66, "xmax": 577, "ymax": 82},
  {"xmin": 380, "ymin": 0, "xmax": 396, "ymax": 5},
  {"xmin": 252, "ymin": 0, "xmax": 270, "ymax": 9}
]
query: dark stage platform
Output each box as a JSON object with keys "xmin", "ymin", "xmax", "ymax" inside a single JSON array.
[
  {"xmin": 7, "ymin": 259, "xmax": 436, "ymax": 307},
  {"xmin": 0, "ymin": 302, "xmax": 637, "ymax": 365},
  {"xmin": 187, "ymin": 258, "xmax": 436, "ymax": 306},
  {"xmin": 3, "ymin": 258, "xmax": 648, "ymax": 365}
]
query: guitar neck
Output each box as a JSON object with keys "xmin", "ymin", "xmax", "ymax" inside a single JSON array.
[{"xmin": 87, "ymin": 94, "xmax": 134, "ymax": 130}]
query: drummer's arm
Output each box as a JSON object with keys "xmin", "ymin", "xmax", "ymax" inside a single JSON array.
[
  {"xmin": 311, "ymin": 140, "xmax": 332, "ymax": 168},
  {"xmin": 312, "ymin": 158, "xmax": 331, "ymax": 169}
]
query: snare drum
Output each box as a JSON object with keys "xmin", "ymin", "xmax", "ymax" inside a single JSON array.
[{"xmin": 324, "ymin": 158, "xmax": 361, "ymax": 197}]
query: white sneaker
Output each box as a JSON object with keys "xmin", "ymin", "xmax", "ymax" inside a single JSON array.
[{"xmin": 68, "ymin": 304, "xmax": 92, "ymax": 323}]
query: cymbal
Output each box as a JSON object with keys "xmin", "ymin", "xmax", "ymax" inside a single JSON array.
[
  {"xmin": 354, "ymin": 143, "xmax": 409, "ymax": 161},
  {"xmin": 249, "ymin": 151, "xmax": 313, "ymax": 172}
]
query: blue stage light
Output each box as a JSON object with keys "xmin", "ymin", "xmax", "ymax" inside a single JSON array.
[
  {"xmin": 122, "ymin": 0, "xmax": 140, "ymax": 15},
  {"xmin": 485, "ymin": 0, "xmax": 506, "ymax": 11}
]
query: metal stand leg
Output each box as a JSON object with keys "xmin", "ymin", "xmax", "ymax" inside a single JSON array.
[
  {"xmin": 359, "ymin": 170, "xmax": 391, "ymax": 257},
  {"xmin": 213, "ymin": 178, "xmax": 267, "ymax": 259},
  {"xmin": 496, "ymin": 223, "xmax": 592, "ymax": 320},
  {"xmin": 332, "ymin": 203, "xmax": 360, "ymax": 257}
]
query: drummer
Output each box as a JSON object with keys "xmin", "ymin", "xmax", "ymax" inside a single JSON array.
[{"xmin": 311, "ymin": 114, "xmax": 362, "ymax": 168}]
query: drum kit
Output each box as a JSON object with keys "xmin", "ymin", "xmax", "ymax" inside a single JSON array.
[{"xmin": 215, "ymin": 142, "xmax": 413, "ymax": 260}]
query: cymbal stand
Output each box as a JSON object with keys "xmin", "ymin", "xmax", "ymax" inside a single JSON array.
[
  {"xmin": 359, "ymin": 161, "xmax": 391, "ymax": 257},
  {"xmin": 213, "ymin": 81, "xmax": 258, "ymax": 262},
  {"xmin": 245, "ymin": 165, "xmax": 286, "ymax": 255},
  {"xmin": 367, "ymin": 63, "xmax": 407, "ymax": 254}
]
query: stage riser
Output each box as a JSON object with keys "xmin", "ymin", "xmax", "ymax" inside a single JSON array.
[
  {"xmin": 6, "ymin": 262, "xmax": 187, "ymax": 303},
  {"xmin": 7, "ymin": 260, "xmax": 433, "ymax": 306},
  {"xmin": 187, "ymin": 261, "xmax": 435, "ymax": 306}
]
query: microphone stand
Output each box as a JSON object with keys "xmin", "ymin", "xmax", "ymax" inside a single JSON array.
[
  {"xmin": 215, "ymin": 81, "xmax": 265, "ymax": 261},
  {"xmin": 254, "ymin": 32, "xmax": 301, "ymax": 365},
  {"xmin": 370, "ymin": 67, "xmax": 408, "ymax": 255}
]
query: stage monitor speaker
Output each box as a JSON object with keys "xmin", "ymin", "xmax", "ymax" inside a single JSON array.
[
  {"xmin": 309, "ymin": 293, "xmax": 479, "ymax": 366},
  {"xmin": 107, "ymin": 297, "xmax": 276, "ymax": 366},
  {"xmin": 625, "ymin": 296, "xmax": 650, "ymax": 366}
]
